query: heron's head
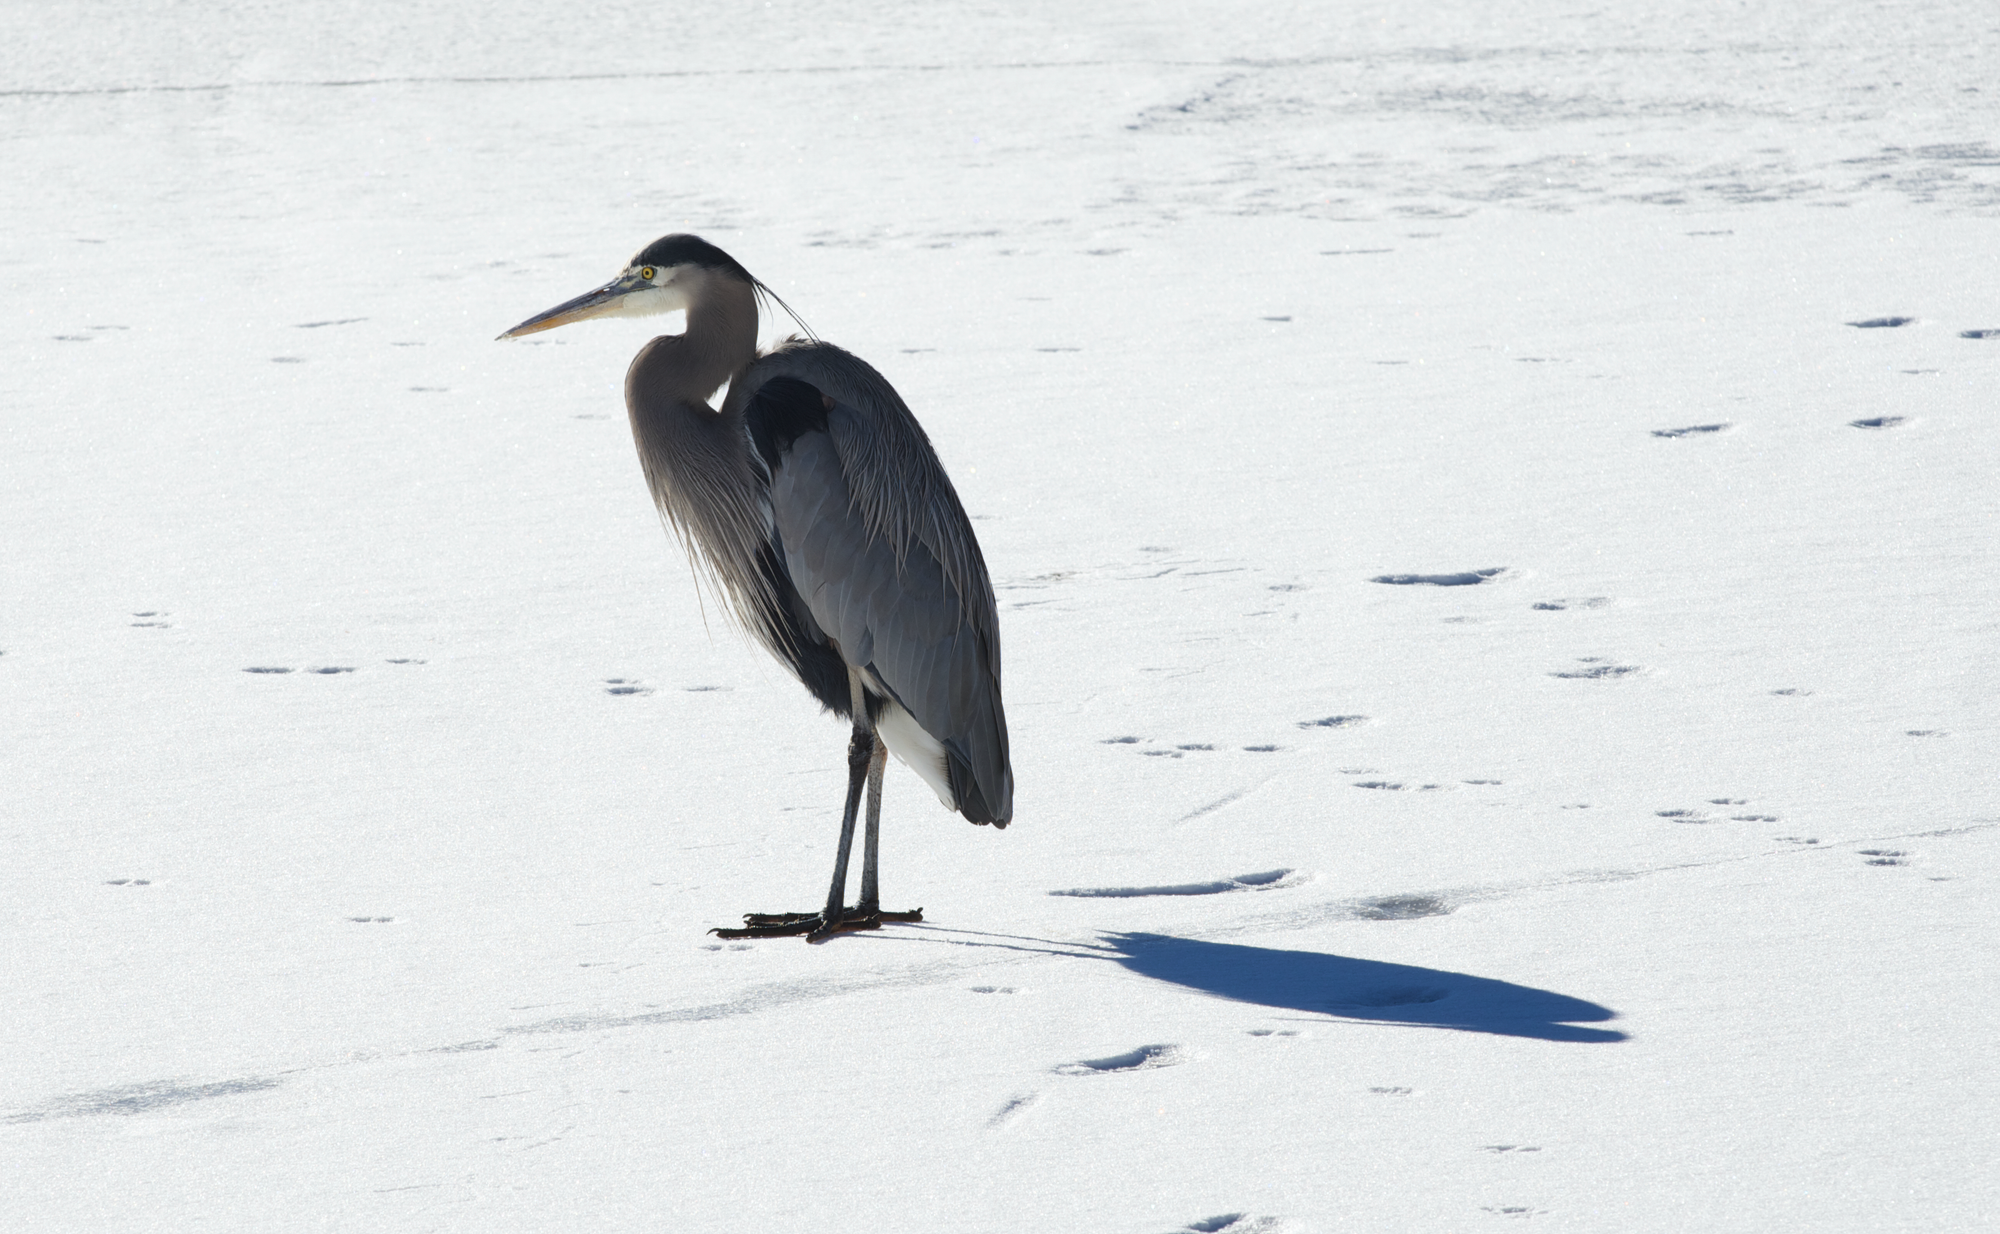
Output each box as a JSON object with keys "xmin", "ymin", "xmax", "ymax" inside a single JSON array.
[{"xmin": 497, "ymin": 234, "xmax": 756, "ymax": 339}]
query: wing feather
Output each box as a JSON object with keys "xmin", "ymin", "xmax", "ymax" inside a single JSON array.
[{"xmin": 735, "ymin": 347, "xmax": 1012, "ymax": 825}]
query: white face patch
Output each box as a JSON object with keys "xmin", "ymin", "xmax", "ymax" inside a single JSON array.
[{"xmin": 602, "ymin": 266, "xmax": 692, "ymax": 319}]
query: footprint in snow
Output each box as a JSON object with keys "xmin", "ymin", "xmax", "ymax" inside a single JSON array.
[
  {"xmin": 1858, "ymin": 849, "xmax": 1908, "ymax": 867},
  {"xmin": 1532, "ymin": 597, "xmax": 1608, "ymax": 611},
  {"xmin": 1176, "ymin": 1215, "xmax": 1286, "ymax": 1234},
  {"xmin": 1349, "ymin": 893, "xmax": 1453, "ymax": 921},
  {"xmin": 1961, "ymin": 328, "xmax": 2000, "ymax": 339},
  {"xmin": 1372, "ymin": 568, "xmax": 1505, "ymax": 586},
  {"xmin": 1656, "ymin": 809, "xmax": 1712, "ymax": 823},
  {"xmin": 1651, "ymin": 423, "xmax": 1729, "ymax": 438},
  {"xmin": 1050, "ymin": 870, "xmax": 1295, "ymax": 898},
  {"xmin": 1847, "ymin": 316, "xmax": 1914, "ymax": 328},
  {"xmin": 130, "ymin": 611, "xmax": 172, "ymax": 628},
  {"xmin": 1851, "ymin": 416, "xmax": 1907, "ymax": 429},
  {"xmin": 603, "ymin": 678, "xmax": 653, "ymax": 696},
  {"xmin": 1550, "ymin": 658, "xmax": 1640, "ymax": 679},
  {"xmin": 1052, "ymin": 1044, "xmax": 1186, "ymax": 1075},
  {"xmin": 1298, "ymin": 714, "xmax": 1367, "ymax": 730},
  {"xmin": 987, "ymin": 1093, "xmax": 1038, "ymax": 1128}
]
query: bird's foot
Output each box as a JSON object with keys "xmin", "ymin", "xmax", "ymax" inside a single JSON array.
[{"xmin": 710, "ymin": 907, "xmax": 923, "ymax": 942}]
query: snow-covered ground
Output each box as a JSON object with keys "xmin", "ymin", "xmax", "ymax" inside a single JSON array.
[{"xmin": 4, "ymin": 3, "xmax": 1996, "ymax": 1229}]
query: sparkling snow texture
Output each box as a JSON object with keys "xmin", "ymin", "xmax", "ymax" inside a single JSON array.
[{"xmin": 4, "ymin": 3, "xmax": 1996, "ymax": 1230}]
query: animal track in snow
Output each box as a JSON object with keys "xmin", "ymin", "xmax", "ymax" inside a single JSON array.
[
  {"xmin": 1102, "ymin": 736, "xmax": 1141, "ymax": 744},
  {"xmin": 1050, "ymin": 869, "xmax": 1295, "ymax": 898},
  {"xmin": 1656, "ymin": 809, "xmax": 1711, "ymax": 823},
  {"xmin": 1353, "ymin": 780, "xmax": 1449, "ymax": 791},
  {"xmin": 1771, "ymin": 687, "xmax": 1811, "ymax": 696},
  {"xmin": 1961, "ymin": 328, "xmax": 2000, "ymax": 339},
  {"xmin": 1052, "ymin": 1044, "xmax": 1186, "ymax": 1075},
  {"xmin": 1245, "ymin": 1029, "xmax": 1299, "ymax": 1037},
  {"xmin": 1372, "ymin": 568, "xmax": 1505, "ymax": 586},
  {"xmin": 1350, "ymin": 894, "xmax": 1453, "ymax": 920},
  {"xmin": 1651, "ymin": 423, "xmax": 1729, "ymax": 438},
  {"xmin": 987, "ymin": 1093, "xmax": 1038, "ymax": 1128},
  {"xmin": 104, "ymin": 878, "xmax": 152, "ymax": 886},
  {"xmin": 1482, "ymin": 1205, "xmax": 1546, "ymax": 1219},
  {"xmin": 243, "ymin": 667, "xmax": 293, "ymax": 674},
  {"xmin": 307, "ymin": 666, "xmax": 355, "ymax": 674},
  {"xmin": 1369, "ymin": 1086, "xmax": 1413, "ymax": 1095},
  {"xmin": 1243, "ymin": 744, "xmax": 1280, "ymax": 753},
  {"xmin": 348, "ymin": 916, "xmax": 395, "ymax": 923},
  {"xmin": 1847, "ymin": 316, "xmax": 1914, "ymax": 328},
  {"xmin": 1298, "ymin": 714, "xmax": 1367, "ymax": 729},
  {"xmin": 1532, "ymin": 597, "xmax": 1608, "ymax": 611},
  {"xmin": 1858, "ymin": 849, "xmax": 1908, "ymax": 867},
  {"xmin": 385, "ymin": 658, "xmax": 426, "ymax": 665},
  {"xmin": 294, "ymin": 317, "xmax": 366, "ymax": 329},
  {"xmin": 603, "ymin": 678, "xmax": 653, "ymax": 696},
  {"xmin": 969, "ymin": 986, "xmax": 1018, "ymax": 994},
  {"xmin": 1550, "ymin": 659, "xmax": 1640, "ymax": 679},
  {"xmin": 130, "ymin": 611, "xmax": 171, "ymax": 627},
  {"xmin": 1181, "ymin": 1215, "xmax": 1284, "ymax": 1234},
  {"xmin": 1851, "ymin": 416, "xmax": 1907, "ymax": 429},
  {"xmin": 1905, "ymin": 729, "xmax": 1947, "ymax": 738},
  {"xmin": 1482, "ymin": 1145, "xmax": 1542, "ymax": 1153}
]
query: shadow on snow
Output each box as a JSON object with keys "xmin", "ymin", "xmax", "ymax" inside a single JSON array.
[{"xmin": 1106, "ymin": 933, "xmax": 1626, "ymax": 1043}]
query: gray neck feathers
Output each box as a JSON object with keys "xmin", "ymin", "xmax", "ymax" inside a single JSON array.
[{"xmin": 622, "ymin": 273, "xmax": 780, "ymax": 646}]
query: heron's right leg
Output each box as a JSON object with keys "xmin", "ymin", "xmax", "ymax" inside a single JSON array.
[
  {"xmin": 713, "ymin": 670, "xmax": 893, "ymax": 941},
  {"xmin": 854, "ymin": 741, "xmax": 921, "ymax": 924}
]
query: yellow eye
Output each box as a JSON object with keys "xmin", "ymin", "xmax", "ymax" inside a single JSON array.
[{"xmin": 639, "ymin": 266, "xmax": 656, "ymax": 281}]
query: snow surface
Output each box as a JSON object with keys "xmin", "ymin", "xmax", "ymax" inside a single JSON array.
[{"xmin": 4, "ymin": 2, "xmax": 1998, "ymax": 1230}]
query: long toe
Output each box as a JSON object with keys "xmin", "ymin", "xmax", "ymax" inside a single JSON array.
[
  {"xmin": 710, "ymin": 916, "xmax": 821, "ymax": 939},
  {"xmin": 805, "ymin": 911, "xmax": 882, "ymax": 942},
  {"xmin": 740, "ymin": 912, "xmax": 820, "ymax": 927}
]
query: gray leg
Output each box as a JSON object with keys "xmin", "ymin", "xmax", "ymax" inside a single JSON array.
[
  {"xmin": 710, "ymin": 670, "xmax": 920, "ymax": 941},
  {"xmin": 858, "ymin": 739, "xmax": 888, "ymax": 913},
  {"xmin": 814, "ymin": 717, "xmax": 875, "ymax": 934}
]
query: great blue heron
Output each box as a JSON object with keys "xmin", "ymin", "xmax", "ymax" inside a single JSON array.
[{"xmin": 499, "ymin": 235, "xmax": 1011, "ymax": 942}]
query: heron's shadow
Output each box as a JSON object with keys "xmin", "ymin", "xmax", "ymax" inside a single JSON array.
[{"xmin": 1106, "ymin": 933, "xmax": 1626, "ymax": 1043}]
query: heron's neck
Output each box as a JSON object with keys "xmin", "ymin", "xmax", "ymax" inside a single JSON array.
[{"xmin": 660, "ymin": 276, "xmax": 759, "ymax": 407}]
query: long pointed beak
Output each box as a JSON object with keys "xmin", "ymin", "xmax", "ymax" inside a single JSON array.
[{"xmin": 497, "ymin": 278, "xmax": 632, "ymax": 340}]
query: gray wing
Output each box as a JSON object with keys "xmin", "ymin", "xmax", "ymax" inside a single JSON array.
[{"xmin": 736, "ymin": 346, "xmax": 1012, "ymax": 825}]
